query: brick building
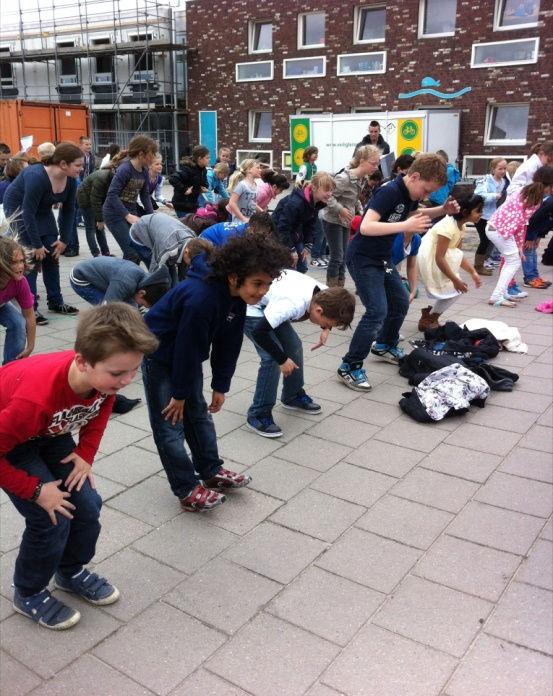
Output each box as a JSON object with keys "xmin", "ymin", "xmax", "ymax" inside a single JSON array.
[{"xmin": 185, "ymin": 0, "xmax": 552, "ymax": 176}]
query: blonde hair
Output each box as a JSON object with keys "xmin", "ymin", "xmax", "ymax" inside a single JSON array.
[
  {"xmin": 311, "ymin": 172, "xmax": 336, "ymax": 191},
  {"xmin": 350, "ymin": 144, "xmax": 380, "ymax": 169},
  {"xmin": 228, "ymin": 159, "xmax": 259, "ymax": 193},
  {"xmin": 407, "ymin": 154, "xmax": 448, "ymax": 185},
  {"xmin": 490, "ymin": 157, "xmax": 507, "ymax": 174},
  {"xmin": 37, "ymin": 142, "xmax": 55, "ymax": 161},
  {"xmin": 506, "ymin": 160, "xmax": 521, "ymax": 178},
  {"xmin": 213, "ymin": 162, "xmax": 229, "ymax": 176}
]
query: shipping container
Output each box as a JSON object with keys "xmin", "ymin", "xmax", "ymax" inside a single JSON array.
[{"xmin": 0, "ymin": 100, "xmax": 90, "ymax": 158}]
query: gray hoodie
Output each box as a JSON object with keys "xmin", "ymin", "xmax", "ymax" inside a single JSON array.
[{"xmin": 130, "ymin": 213, "xmax": 196, "ymax": 273}]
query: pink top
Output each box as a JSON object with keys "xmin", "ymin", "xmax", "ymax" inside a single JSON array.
[
  {"xmin": 489, "ymin": 191, "xmax": 540, "ymax": 247},
  {"xmin": 256, "ymin": 181, "xmax": 275, "ymax": 211},
  {"xmin": 0, "ymin": 277, "xmax": 34, "ymax": 310}
]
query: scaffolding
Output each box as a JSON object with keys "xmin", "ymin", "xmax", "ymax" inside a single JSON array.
[{"xmin": 0, "ymin": 0, "xmax": 191, "ymax": 168}]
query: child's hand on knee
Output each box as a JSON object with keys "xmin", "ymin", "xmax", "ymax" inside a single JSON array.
[
  {"xmin": 36, "ymin": 480, "xmax": 75, "ymax": 525},
  {"xmin": 61, "ymin": 453, "xmax": 95, "ymax": 493},
  {"xmin": 280, "ymin": 358, "xmax": 299, "ymax": 377}
]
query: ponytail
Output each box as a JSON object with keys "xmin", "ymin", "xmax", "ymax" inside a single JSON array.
[
  {"xmin": 521, "ymin": 166, "xmax": 553, "ymax": 208},
  {"xmin": 260, "ymin": 169, "xmax": 289, "ymax": 191},
  {"xmin": 228, "ymin": 158, "xmax": 256, "ymax": 193}
]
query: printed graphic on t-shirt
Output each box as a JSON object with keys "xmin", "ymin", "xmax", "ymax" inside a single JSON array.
[
  {"xmin": 387, "ymin": 203, "xmax": 406, "ymax": 222},
  {"xmin": 46, "ymin": 396, "xmax": 108, "ymax": 436}
]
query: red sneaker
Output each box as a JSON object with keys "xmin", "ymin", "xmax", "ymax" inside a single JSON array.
[
  {"xmin": 179, "ymin": 484, "xmax": 226, "ymax": 512},
  {"xmin": 203, "ymin": 468, "xmax": 252, "ymax": 490}
]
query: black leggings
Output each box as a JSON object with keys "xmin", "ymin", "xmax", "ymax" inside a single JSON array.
[{"xmin": 475, "ymin": 218, "xmax": 490, "ymax": 256}]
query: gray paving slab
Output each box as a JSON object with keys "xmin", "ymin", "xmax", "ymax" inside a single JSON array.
[
  {"xmin": 93, "ymin": 445, "xmax": 164, "ymax": 486},
  {"xmin": 217, "ymin": 428, "xmax": 284, "ymax": 466},
  {"xmin": 391, "ymin": 467, "xmax": 480, "ymax": 513},
  {"xmin": 171, "ymin": 669, "xmax": 251, "ymax": 695},
  {"xmin": 310, "ymin": 461, "xmax": 396, "ymax": 507},
  {"xmin": 465, "ymin": 403, "xmax": 538, "ymax": 433},
  {"xmin": 445, "ymin": 423, "xmax": 522, "ymax": 455},
  {"xmin": 518, "ymin": 424, "xmax": 553, "ymax": 453},
  {"xmin": 374, "ymin": 418, "xmax": 448, "ymax": 453},
  {"xmin": 306, "ymin": 414, "xmax": 380, "ymax": 447},
  {"xmin": 273, "ymin": 433, "xmax": 352, "ymax": 472},
  {"xmin": 206, "ymin": 488, "xmax": 283, "ymax": 536},
  {"xmin": 345, "ymin": 439, "xmax": 425, "ymax": 478},
  {"xmin": 245, "ymin": 456, "xmax": 320, "ymax": 501},
  {"xmin": 0, "ymin": 651, "xmax": 42, "ymax": 696},
  {"xmin": 515, "ymin": 539, "xmax": 553, "ymax": 590},
  {"xmin": 106, "ymin": 474, "xmax": 182, "ymax": 526},
  {"xmin": 418, "ymin": 443, "xmax": 500, "ymax": 483},
  {"xmin": 93, "ymin": 506, "xmax": 153, "ymax": 563},
  {"xmin": 541, "ymin": 519, "xmax": 553, "ymax": 541},
  {"xmin": 499, "ymin": 446, "xmax": 553, "ymax": 483},
  {"xmin": 475, "ymin": 471, "xmax": 553, "ymax": 517},
  {"xmin": 0, "ymin": 595, "xmax": 14, "ymax": 621},
  {"xmin": 0, "ymin": 503, "xmax": 25, "ymax": 553},
  {"xmin": 336, "ymin": 397, "xmax": 403, "ymax": 426}
]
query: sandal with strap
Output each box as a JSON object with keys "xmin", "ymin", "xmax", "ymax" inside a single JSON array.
[
  {"xmin": 488, "ymin": 299, "xmax": 517, "ymax": 308},
  {"xmin": 204, "ymin": 467, "xmax": 252, "ymax": 490},
  {"xmin": 180, "ymin": 484, "xmax": 226, "ymax": 512}
]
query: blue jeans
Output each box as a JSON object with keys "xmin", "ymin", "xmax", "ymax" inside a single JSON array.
[
  {"xmin": 0, "ymin": 302, "xmax": 27, "ymax": 363},
  {"xmin": 5, "ymin": 434, "xmax": 102, "ymax": 596},
  {"xmin": 245, "ymin": 316, "xmax": 304, "ymax": 418},
  {"xmin": 295, "ymin": 243, "xmax": 308, "ymax": 274},
  {"xmin": 69, "ymin": 278, "xmax": 105, "ymax": 305},
  {"xmin": 311, "ymin": 217, "xmax": 327, "ymax": 259},
  {"xmin": 129, "ymin": 238, "xmax": 153, "ymax": 268},
  {"xmin": 324, "ymin": 220, "xmax": 349, "ymax": 280},
  {"xmin": 82, "ymin": 207, "xmax": 110, "ymax": 256},
  {"xmin": 141, "ymin": 357, "xmax": 222, "ymax": 498},
  {"xmin": 24, "ymin": 234, "xmax": 64, "ymax": 310},
  {"xmin": 103, "ymin": 217, "xmax": 140, "ymax": 263},
  {"xmin": 343, "ymin": 258, "xmax": 409, "ymax": 364},
  {"xmin": 522, "ymin": 246, "xmax": 539, "ymax": 282},
  {"xmin": 64, "ymin": 207, "xmax": 80, "ymax": 254}
]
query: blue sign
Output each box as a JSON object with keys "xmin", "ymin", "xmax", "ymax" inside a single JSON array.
[{"xmin": 399, "ymin": 76, "xmax": 471, "ymax": 100}]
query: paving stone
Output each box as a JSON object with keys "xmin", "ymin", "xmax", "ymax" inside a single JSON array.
[
  {"xmin": 207, "ymin": 613, "xmax": 339, "ymax": 696},
  {"xmin": 488, "ymin": 389, "xmax": 551, "ymax": 413},
  {"xmin": 269, "ymin": 488, "xmax": 364, "ymax": 542},
  {"xmin": 337, "ymin": 397, "xmax": 401, "ymax": 426},
  {"xmin": 93, "ymin": 506, "xmax": 153, "ymax": 563},
  {"xmin": 475, "ymin": 472, "xmax": 553, "ymax": 518},
  {"xmin": 465, "ymin": 404, "xmax": 537, "ymax": 434},
  {"xmin": 445, "ymin": 423, "xmax": 521, "ymax": 456},
  {"xmin": 522, "ymin": 362, "xmax": 553, "ymax": 379},
  {"xmin": 223, "ymin": 522, "xmax": 327, "ymax": 584},
  {"xmin": 356, "ymin": 495, "xmax": 453, "ymax": 549},
  {"xmin": 0, "ymin": 651, "xmax": 42, "ymax": 696},
  {"xmin": 515, "ymin": 539, "xmax": 553, "ymax": 590},
  {"xmin": 419, "ymin": 443, "xmax": 500, "ymax": 483},
  {"xmin": 93, "ymin": 474, "xmax": 126, "ymax": 501},
  {"xmin": 94, "ymin": 547, "xmax": 184, "ymax": 622},
  {"xmin": 106, "ymin": 475, "xmax": 182, "ymax": 527},
  {"xmin": 537, "ymin": 405, "xmax": 553, "ymax": 427},
  {"xmin": 207, "ymin": 488, "xmax": 283, "ymax": 536},
  {"xmin": 316, "ymin": 527, "xmax": 421, "ymax": 592},
  {"xmin": 217, "ymin": 428, "xmax": 284, "ymax": 466},
  {"xmin": 1, "ymin": 598, "xmax": 120, "ymax": 678},
  {"xmin": 322, "ymin": 624, "xmax": 457, "ymax": 696},
  {"xmin": 273, "ymin": 434, "xmax": 352, "ymax": 472},
  {"xmin": 219, "ymin": 387, "xmax": 256, "ymax": 416},
  {"xmin": 447, "ymin": 501, "xmax": 545, "ymax": 555},
  {"xmin": 94, "ymin": 602, "xmax": 225, "ymax": 695},
  {"xmin": 414, "ymin": 534, "xmax": 521, "ymax": 601},
  {"xmin": 93, "ymin": 445, "xmax": 163, "ymax": 486},
  {"xmin": 0, "ymin": 595, "xmax": 13, "ymax": 621},
  {"xmin": 485, "ymin": 582, "xmax": 553, "ymax": 655},
  {"xmin": 171, "ymin": 669, "xmax": 251, "ymax": 696},
  {"xmin": 164, "ymin": 558, "xmax": 281, "ymax": 635},
  {"xmin": 298, "ymin": 378, "xmax": 363, "ymax": 405},
  {"xmin": 267, "ymin": 566, "xmax": 384, "ymax": 646},
  {"xmin": 518, "ymin": 424, "xmax": 553, "ymax": 453},
  {"xmin": 345, "ymin": 440, "xmax": 424, "ymax": 478},
  {"xmin": 515, "ymin": 375, "xmax": 553, "ymax": 396},
  {"xmin": 306, "ymin": 414, "xmax": 380, "ymax": 447},
  {"xmin": 446, "ymin": 633, "xmax": 553, "ymax": 696},
  {"xmin": 133, "ymin": 514, "xmax": 237, "ymax": 574},
  {"xmin": 112, "ymin": 403, "xmax": 151, "ymax": 432},
  {"xmin": 542, "ymin": 519, "xmax": 553, "ymax": 541},
  {"xmin": 373, "ymin": 419, "xmax": 448, "ymax": 453},
  {"xmin": 0, "ymin": 548, "xmax": 17, "ymax": 599},
  {"xmin": 305, "ymin": 684, "xmax": 346, "ymax": 696},
  {"xmin": 267, "ymin": 410, "xmax": 319, "ymax": 443},
  {"xmin": 245, "ymin": 456, "xmax": 319, "ymax": 501},
  {"xmin": 310, "ymin": 461, "xmax": 396, "ymax": 507},
  {"xmin": 391, "ymin": 467, "xmax": 479, "ymax": 513},
  {"xmin": 374, "ymin": 575, "xmax": 493, "ymax": 658},
  {"xmin": 28, "ymin": 654, "xmax": 153, "ymax": 696},
  {"xmin": 132, "ymin": 434, "xmax": 159, "ymax": 454},
  {"xmin": 499, "ymin": 447, "xmax": 553, "ymax": 483},
  {"xmin": 97, "ymin": 420, "xmax": 151, "ymax": 455},
  {"xmin": 354, "ymin": 381, "xmax": 408, "ymax": 406},
  {"xmin": 0, "ymin": 504, "xmax": 24, "ymax": 553},
  {"xmin": 303, "ymin": 364, "xmax": 335, "ymax": 386}
]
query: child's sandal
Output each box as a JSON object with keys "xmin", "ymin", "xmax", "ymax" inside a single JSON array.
[{"xmin": 488, "ymin": 299, "xmax": 517, "ymax": 308}]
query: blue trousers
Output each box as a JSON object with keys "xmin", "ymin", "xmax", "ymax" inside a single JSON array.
[
  {"xmin": 81, "ymin": 207, "xmax": 110, "ymax": 257},
  {"xmin": 103, "ymin": 217, "xmax": 140, "ymax": 263},
  {"xmin": 0, "ymin": 301, "xmax": 27, "ymax": 363},
  {"xmin": 522, "ymin": 247, "xmax": 539, "ymax": 282}
]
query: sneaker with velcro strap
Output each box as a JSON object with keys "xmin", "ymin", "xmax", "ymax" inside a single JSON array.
[
  {"xmin": 54, "ymin": 568, "xmax": 120, "ymax": 605},
  {"xmin": 13, "ymin": 587, "xmax": 81, "ymax": 630}
]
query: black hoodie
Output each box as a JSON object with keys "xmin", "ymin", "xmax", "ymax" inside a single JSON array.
[
  {"xmin": 169, "ymin": 158, "xmax": 208, "ymax": 213},
  {"xmin": 354, "ymin": 133, "xmax": 390, "ymax": 156}
]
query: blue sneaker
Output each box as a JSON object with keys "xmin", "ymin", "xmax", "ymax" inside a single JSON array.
[
  {"xmin": 337, "ymin": 362, "xmax": 372, "ymax": 392},
  {"xmin": 13, "ymin": 588, "xmax": 80, "ymax": 630},
  {"xmin": 370, "ymin": 343, "xmax": 405, "ymax": 365},
  {"xmin": 282, "ymin": 390, "xmax": 322, "ymax": 413},
  {"xmin": 246, "ymin": 414, "xmax": 283, "ymax": 438},
  {"xmin": 54, "ymin": 569, "xmax": 120, "ymax": 606},
  {"xmin": 508, "ymin": 284, "xmax": 528, "ymax": 299}
]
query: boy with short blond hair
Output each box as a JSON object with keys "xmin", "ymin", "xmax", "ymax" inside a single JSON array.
[
  {"xmin": 338, "ymin": 153, "xmax": 459, "ymax": 391},
  {"xmin": 0, "ymin": 303, "xmax": 158, "ymax": 629}
]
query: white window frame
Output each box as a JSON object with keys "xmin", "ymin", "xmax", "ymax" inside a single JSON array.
[
  {"xmin": 283, "ymin": 56, "xmax": 327, "ymax": 80},
  {"xmin": 484, "ymin": 103, "xmax": 530, "ymax": 146},
  {"xmin": 236, "ymin": 149, "xmax": 273, "ymax": 169},
  {"xmin": 295, "ymin": 107, "xmax": 324, "ymax": 114},
  {"xmin": 418, "ymin": 0, "xmax": 457, "ymax": 38},
  {"xmin": 248, "ymin": 111, "xmax": 272, "ymax": 143},
  {"xmin": 493, "ymin": 0, "xmax": 540, "ymax": 32},
  {"xmin": 462, "ymin": 154, "xmax": 526, "ymax": 179},
  {"xmin": 471, "ymin": 37, "xmax": 539, "ymax": 68},
  {"xmin": 248, "ymin": 20, "xmax": 273, "ymax": 54},
  {"xmin": 350, "ymin": 106, "xmax": 381, "ymax": 113},
  {"xmin": 235, "ymin": 60, "xmax": 274, "ymax": 83},
  {"xmin": 297, "ymin": 11, "xmax": 326, "ymax": 49},
  {"xmin": 337, "ymin": 51, "xmax": 387, "ymax": 76},
  {"xmin": 353, "ymin": 5, "xmax": 386, "ymax": 44},
  {"xmin": 281, "ymin": 151, "xmax": 292, "ymax": 171}
]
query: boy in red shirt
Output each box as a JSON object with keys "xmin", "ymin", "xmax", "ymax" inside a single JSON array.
[{"xmin": 0, "ymin": 303, "xmax": 158, "ymax": 629}]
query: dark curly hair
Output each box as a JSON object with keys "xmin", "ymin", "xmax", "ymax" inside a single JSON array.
[{"xmin": 210, "ymin": 233, "xmax": 290, "ymax": 287}]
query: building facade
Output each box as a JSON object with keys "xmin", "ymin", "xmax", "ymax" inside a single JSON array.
[{"xmin": 185, "ymin": 0, "xmax": 552, "ymax": 176}]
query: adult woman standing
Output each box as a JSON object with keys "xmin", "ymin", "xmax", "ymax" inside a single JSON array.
[
  {"xmin": 3, "ymin": 142, "xmax": 82, "ymax": 325},
  {"xmin": 474, "ymin": 158, "xmax": 509, "ymax": 276}
]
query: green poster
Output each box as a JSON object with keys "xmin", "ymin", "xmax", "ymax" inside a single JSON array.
[{"xmin": 290, "ymin": 117, "xmax": 310, "ymax": 174}]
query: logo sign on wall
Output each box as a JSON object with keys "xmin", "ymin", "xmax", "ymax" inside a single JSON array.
[
  {"xmin": 399, "ymin": 76, "xmax": 472, "ymax": 101},
  {"xmin": 290, "ymin": 117, "xmax": 311, "ymax": 174},
  {"xmin": 397, "ymin": 118, "xmax": 423, "ymax": 156}
]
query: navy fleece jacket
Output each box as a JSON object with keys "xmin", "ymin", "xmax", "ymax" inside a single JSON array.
[{"xmin": 144, "ymin": 253, "xmax": 245, "ymax": 400}]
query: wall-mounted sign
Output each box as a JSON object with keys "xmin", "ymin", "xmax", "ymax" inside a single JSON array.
[{"xmin": 399, "ymin": 76, "xmax": 471, "ymax": 100}]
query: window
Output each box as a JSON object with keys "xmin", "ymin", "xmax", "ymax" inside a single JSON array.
[
  {"xmin": 485, "ymin": 104, "xmax": 529, "ymax": 145},
  {"xmin": 354, "ymin": 6, "xmax": 386, "ymax": 43},
  {"xmin": 236, "ymin": 150, "xmax": 273, "ymax": 168},
  {"xmin": 57, "ymin": 41, "xmax": 78, "ymax": 78},
  {"xmin": 249, "ymin": 20, "xmax": 272, "ymax": 53},
  {"xmin": 462, "ymin": 155, "xmax": 526, "ymax": 178},
  {"xmin": 236, "ymin": 60, "xmax": 274, "ymax": 82},
  {"xmin": 0, "ymin": 48, "xmax": 13, "ymax": 86},
  {"xmin": 130, "ymin": 33, "xmax": 154, "ymax": 74},
  {"xmin": 471, "ymin": 38, "xmax": 539, "ymax": 68},
  {"xmin": 298, "ymin": 12, "xmax": 325, "ymax": 48},
  {"xmin": 337, "ymin": 52, "xmax": 386, "ymax": 76},
  {"xmin": 494, "ymin": 0, "xmax": 540, "ymax": 30},
  {"xmin": 419, "ymin": 0, "xmax": 457, "ymax": 37},
  {"xmin": 282, "ymin": 151, "xmax": 292, "ymax": 171},
  {"xmin": 249, "ymin": 111, "xmax": 272, "ymax": 142},
  {"xmin": 283, "ymin": 56, "xmax": 326, "ymax": 79},
  {"xmin": 295, "ymin": 108, "xmax": 324, "ymax": 114}
]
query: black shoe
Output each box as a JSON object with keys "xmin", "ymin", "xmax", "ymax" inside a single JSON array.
[
  {"xmin": 48, "ymin": 303, "xmax": 79, "ymax": 315},
  {"xmin": 112, "ymin": 394, "xmax": 141, "ymax": 414},
  {"xmin": 63, "ymin": 250, "xmax": 79, "ymax": 257},
  {"xmin": 35, "ymin": 311, "xmax": 49, "ymax": 326}
]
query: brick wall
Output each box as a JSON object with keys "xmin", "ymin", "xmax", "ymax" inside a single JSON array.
[{"xmin": 185, "ymin": 0, "xmax": 552, "ymax": 167}]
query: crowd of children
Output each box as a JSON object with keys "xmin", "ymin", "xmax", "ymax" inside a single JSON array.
[{"xmin": 0, "ymin": 131, "xmax": 552, "ymax": 633}]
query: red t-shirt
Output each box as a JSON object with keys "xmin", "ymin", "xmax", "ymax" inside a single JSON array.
[{"xmin": 0, "ymin": 350, "xmax": 114, "ymax": 499}]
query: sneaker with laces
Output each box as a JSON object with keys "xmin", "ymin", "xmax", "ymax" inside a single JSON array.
[
  {"xmin": 204, "ymin": 468, "xmax": 252, "ymax": 489},
  {"xmin": 179, "ymin": 484, "xmax": 226, "ymax": 511},
  {"xmin": 34, "ymin": 310, "xmax": 49, "ymax": 326},
  {"xmin": 370, "ymin": 343, "xmax": 405, "ymax": 365},
  {"xmin": 310, "ymin": 258, "xmax": 328, "ymax": 268},
  {"xmin": 246, "ymin": 414, "xmax": 283, "ymax": 438},
  {"xmin": 337, "ymin": 362, "xmax": 372, "ymax": 391},
  {"xmin": 47, "ymin": 302, "xmax": 79, "ymax": 315},
  {"xmin": 54, "ymin": 568, "xmax": 120, "ymax": 605},
  {"xmin": 13, "ymin": 587, "xmax": 81, "ymax": 630},
  {"xmin": 524, "ymin": 278, "xmax": 549, "ymax": 289},
  {"xmin": 282, "ymin": 390, "xmax": 322, "ymax": 413},
  {"xmin": 508, "ymin": 284, "xmax": 528, "ymax": 299}
]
